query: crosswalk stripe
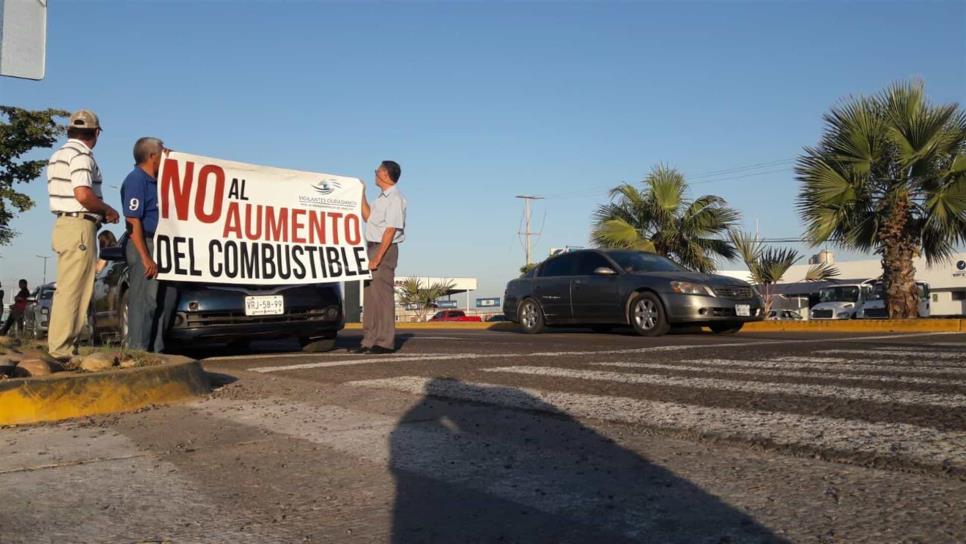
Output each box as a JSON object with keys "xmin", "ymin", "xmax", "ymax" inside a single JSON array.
[
  {"xmin": 482, "ymin": 366, "xmax": 966, "ymax": 408},
  {"xmin": 592, "ymin": 361, "xmax": 959, "ymax": 386},
  {"xmin": 345, "ymin": 376, "xmax": 966, "ymax": 472},
  {"xmin": 773, "ymin": 356, "xmax": 966, "ymax": 372},
  {"xmin": 243, "ymin": 332, "xmax": 960, "ymax": 373},
  {"xmin": 821, "ymin": 349, "xmax": 966, "ymax": 361},
  {"xmin": 199, "ymin": 398, "xmax": 668, "ymax": 539}
]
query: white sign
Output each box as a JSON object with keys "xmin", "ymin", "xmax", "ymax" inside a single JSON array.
[
  {"xmin": 155, "ymin": 151, "xmax": 371, "ymax": 285},
  {"xmin": 0, "ymin": 0, "xmax": 47, "ymax": 80}
]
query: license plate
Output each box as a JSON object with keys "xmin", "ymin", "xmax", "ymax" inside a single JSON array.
[
  {"xmin": 735, "ymin": 304, "xmax": 751, "ymax": 317},
  {"xmin": 245, "ymin": 295, "xmax": 284, "ymax": 316}
]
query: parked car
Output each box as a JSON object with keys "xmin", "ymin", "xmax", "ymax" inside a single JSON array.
[
  {"xmin": 810, "ymin": 281, "xmax": 874, "ymax": 320},
  {"xmin": 429, "ymin": 310, "xmax": 483, "ymax": 322},
  {"xmin": 92, "ymin": 246, "xmax": 344, "ymax": 351},
  {"xmin": 766, "ymin": 309, "xmax": 804, "ymax": 321},
  {"xmin": 858, "ymin": 281, "xmax": 930, "ymax": 318},
  {"xmin": 486, "ymin": 314, "xmax": 509, "ymax": 322},
  {"xmin": 22, "ymin": 283, "xmax": 57, "ymax": 338},
  {"xmin": 503, "ymin": 249, "xmax": 764, "ymax": 336}
]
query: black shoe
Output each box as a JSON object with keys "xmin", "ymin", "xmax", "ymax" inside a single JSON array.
[
  {"xmin": 368, "ymin": 346, "xmax": 396, "ymax": 355},
  {"xmin": 349, "ymin": 347, "xmax": 370, "ymax": 354}
]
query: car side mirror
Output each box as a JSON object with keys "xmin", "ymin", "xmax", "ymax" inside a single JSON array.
[
  {"xmin": 100, "ymin": 247, "xmax": 125, "ymax": 262},
  {"xmin": 593, "ymin": 266, "xmax": 617, "ymax": 276}
]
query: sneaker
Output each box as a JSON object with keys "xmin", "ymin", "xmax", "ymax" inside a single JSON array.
[
  {"xmin": 368, "ymin": 346, "xmax": 396, "ymax": 355},
  {"xmin": 348, "ymin": 347, "xmax": 370, "ymax": 354}
]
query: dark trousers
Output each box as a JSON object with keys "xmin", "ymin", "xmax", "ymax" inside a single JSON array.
[
  {"xmin": 362, "ymin": 243, "xmax": 399, "ymax": 349},
  {"xmin": 126, "ymin": 237, "xmax": 177, "ymax": 352},
  {"xmin": 0, "ymin": 309, "xmax": 24, "ymax": 336}
]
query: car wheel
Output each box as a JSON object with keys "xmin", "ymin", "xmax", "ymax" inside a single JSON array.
[
  {"xmin": 518, "ymin": 298, "xmax": 545, "ymax": 334},
  {"xmin": 628, "ymin": 292, "xmax": 670, "ymax": 337},
  {"xmin": 300, "ymin": 335, "xmax": 337, "ymax": 353},
  {"xmin": 709, "ymin": 322, "xmax": 744, "ymax": 334}
]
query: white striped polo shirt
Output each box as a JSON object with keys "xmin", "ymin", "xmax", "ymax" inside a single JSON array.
[{"xmin": 46, "ymin": 139, "xmax": 103, "ymax": 213}]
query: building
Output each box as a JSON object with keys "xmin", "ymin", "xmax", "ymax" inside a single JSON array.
[{"xmin": 720, "ymin": 252, "xmax": 966, "ymax": 316}]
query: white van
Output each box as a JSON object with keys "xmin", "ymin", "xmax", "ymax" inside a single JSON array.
[
  {"xmin": 858, "ymin": 282, "xmax": 930, "ymax": 318},
  {"xmin": 810, "ymin": 281, "xmax": 875, "ymax": 319}
]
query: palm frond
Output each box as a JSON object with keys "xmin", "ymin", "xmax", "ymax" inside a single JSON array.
[{"xmin": 804, "ymin": 263, "xmax": 840, "ymax": 281}]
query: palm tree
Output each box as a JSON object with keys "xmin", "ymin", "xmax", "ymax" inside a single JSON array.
[
  {"xmin": 797, "ymin": 81, "xmax": 966, "ymax": 318},
  {"xmin": 397, "ymin": 278, "xmax": 456, "ymax": 321},
  {"xmin": 729, "ymin": 231, "xmax": 839, "ymax": 314},
  {"xmin": 592, "ymin": 165, "xmax": 739, "ymax": 273}
]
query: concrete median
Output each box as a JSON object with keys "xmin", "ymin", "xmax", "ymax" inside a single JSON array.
[{"xmin": 0, "ymin": 357, "xmax": 210, "ymax": 426}]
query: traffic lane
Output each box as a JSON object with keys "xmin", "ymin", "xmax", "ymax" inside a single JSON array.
[
  {"xmin": 201, "ymin": 332, "xmax": 966, "ymax": 433},
  {"xmin": 186, "ymin": 326, "xmax": 966, "ymax": 361},
  {"xmin": 199, "ymin": 329, "xmax": 966, "ymax": 373}
]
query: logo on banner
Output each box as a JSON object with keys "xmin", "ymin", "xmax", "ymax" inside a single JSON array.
[{"xmin": 313, "ymin": 180, "xmax": 342, "ymax": 196}]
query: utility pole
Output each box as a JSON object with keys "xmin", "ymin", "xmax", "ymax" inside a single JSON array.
[
  {"xmin": 515, "ymin": 195, "xmax": 544, "ymax": 265},
  {"xmin": 36, "ymin": 255, "xmax": 50, "ymax": 285}
]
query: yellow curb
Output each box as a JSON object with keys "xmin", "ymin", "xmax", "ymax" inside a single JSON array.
[
  {"xmin": 742, "ymin": 319, "xmax": 965, "ymax": 333},
  {"xmin": 346, "ymin": 319, "xmax": 966, "ymax": 333},
  {"xmin": 0, "ymin": 357, "xmax": 210, "ymax": 426}
]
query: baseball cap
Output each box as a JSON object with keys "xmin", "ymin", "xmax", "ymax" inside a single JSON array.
[{"xmin": 68, "ymin": 109, "xmax": 102, "ymax": 131}]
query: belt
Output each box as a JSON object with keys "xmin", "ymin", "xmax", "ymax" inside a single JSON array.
[
  {"xmin": 56, "ymin": 212, "xmax": 102, "ymax": 225},
  {"xmin": 367, "ymin": 242, "xmax": 398, "ymax": 247}
]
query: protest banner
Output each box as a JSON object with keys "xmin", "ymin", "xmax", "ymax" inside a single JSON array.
[{"xmin": 154, "ymin": 151, "xmax": 371, "ymax": 285}]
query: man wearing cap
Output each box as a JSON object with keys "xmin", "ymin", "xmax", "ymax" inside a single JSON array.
[
  {"xmin": 122, "ymin": 137, "xmax": 175, "ymax": 352},
  {"xmin": 45, "ymin": 110, "xmax": 119, "ymax": 360}
]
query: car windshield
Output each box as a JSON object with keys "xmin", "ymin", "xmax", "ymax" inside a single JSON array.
[
  {"xmin": 608, "ymin": 252, "xmax": 684, "ymax": 273},
  {"xmin": 819, "ymin": 286, "xmax": 860, "ymax": 303},
  {"xmin": 40, "ymin": 289, "xmax": 55, "ymax": 300}
]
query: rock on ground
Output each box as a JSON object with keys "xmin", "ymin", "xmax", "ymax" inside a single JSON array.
[
  {"xmin": 14, "ymin": 358, "xmax": 64, "ymax": 377},
  {"xmin": 79, "ymin": 352, "xmax": 116, "ymax": 372}
]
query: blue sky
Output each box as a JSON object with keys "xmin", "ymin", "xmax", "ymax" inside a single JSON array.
[{"xmin": 2, "ymin": 0, "xmax": 965, "ymax": 300}]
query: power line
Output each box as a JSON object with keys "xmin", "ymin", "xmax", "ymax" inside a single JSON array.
[{"xmin": 543, "ymin": 157, "xmax": 797, "ymax": 199}]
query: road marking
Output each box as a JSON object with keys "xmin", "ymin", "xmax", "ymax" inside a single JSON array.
[
  {"xmin": 199, "ymin": 398, "xmax": 673, "ymax": 539},
  {"xmin": 774, "ymin": 356, "xmax": 966, "ymax": 372},
  {"xmin": 245, "ymin": 332, "xmax": 961, "ymax": 373},
  {"xmin": 592, "ymin": 361, "xmax": 962, "ymax": 385},
  {"xmin": 821, "ymin": 349, "xmax": 966, "ymax": 361},
  {"xmin": 345, "ymin": 376, "xmax": 966, "ymax": 471},
  {"xmin": 482, "ymin": 366, "xmax": 966, "ymax": 408}
]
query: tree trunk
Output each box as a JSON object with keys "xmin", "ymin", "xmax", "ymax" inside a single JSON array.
[{"xmin": 878, "ymin": 198, "xmax": 919, "ymax": 319}]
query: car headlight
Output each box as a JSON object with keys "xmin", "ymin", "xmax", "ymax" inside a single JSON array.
[
  {"xmin": 842, "ymin": 303, "xmax": 854, "ymax": 309},
  {"xmin": 41, "ymin": 308, "xmax": 49, "ymax": 315},
  {"xmin": 837, "ymin": 312, "xmax": 851, "ymax": 318},
  {"xmin": 670, "ymin": 281, "xmax": 715, "ymax": 296}
]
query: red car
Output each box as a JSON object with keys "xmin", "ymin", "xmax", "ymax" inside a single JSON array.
[{"xmin": 429, "ymin": 310, "xmax": 482, "ymax": 322}]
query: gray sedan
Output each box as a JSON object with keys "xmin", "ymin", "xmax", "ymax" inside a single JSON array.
[{"xmin": 503, "ymin": 249, "xmax": 764, "ymax": 336}]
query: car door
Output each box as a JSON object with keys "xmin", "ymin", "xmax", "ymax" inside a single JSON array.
[
  {"xmin": 571, "ymin": 252, "xmax": 623, "ymax": 323},
  {"xmin": 533, "ymin": 253, "xmax": 577, "ymax": 323}
]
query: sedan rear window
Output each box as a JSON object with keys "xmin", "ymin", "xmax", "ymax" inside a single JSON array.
[{"xmin": 608, "ymin": 252, "xmax": 684, "ymax": 273}]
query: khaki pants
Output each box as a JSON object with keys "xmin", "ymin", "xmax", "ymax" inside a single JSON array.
[
  {"xmin": 48, "ymin": 217, "xmax": 97, "ymax": 358},
  {"xmin": 362, "ymin": 243, "xmax": 399, "ymax": 350}
]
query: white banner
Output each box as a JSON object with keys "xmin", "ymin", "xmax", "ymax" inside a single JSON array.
[{"xmin": 154, "ymin": 151, "xmax": 371, "ymax": 285}]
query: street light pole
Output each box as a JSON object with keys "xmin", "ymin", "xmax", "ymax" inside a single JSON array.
[{"xmin": 36, "ymin": 255, "xmax": 50, "ymax": 285}]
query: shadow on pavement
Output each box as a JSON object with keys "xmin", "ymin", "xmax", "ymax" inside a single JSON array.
[{"xmin": 390, "ymin": 378, "xmax": 783, "ymax": 543}]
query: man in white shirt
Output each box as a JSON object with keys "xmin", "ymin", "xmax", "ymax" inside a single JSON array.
[
  {"xmin": 354, "ymin": 160, "xmax": 406, "ymax": 354},
  {"xmin": 45, "ymin": 110, "xmax": 119, "ymax": 359}
]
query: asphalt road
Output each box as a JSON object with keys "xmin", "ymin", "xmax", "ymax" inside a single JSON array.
[{"xmin": 2, "ymin": 328, "xmax": 965, "ymax": 543}]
